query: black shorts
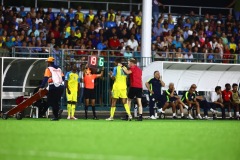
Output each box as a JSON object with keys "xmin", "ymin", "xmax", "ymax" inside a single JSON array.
[
  {"xmin": 128, "ymin": 87, "xmax": 142, "ymax": 99},
  {"xmin": 84, "ymin": 88, "xmax": 96, "ymax": 99},
  {"xmin": 168, "ymin": 97, "xmax": 178, "ymax": 103}
]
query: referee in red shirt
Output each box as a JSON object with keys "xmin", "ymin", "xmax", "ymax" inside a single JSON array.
[{"xmin": 122, "ymin": 58, "xmax": 143, "ymax": 121}]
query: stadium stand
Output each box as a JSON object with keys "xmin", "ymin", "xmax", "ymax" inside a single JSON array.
[
  {"xmin": 0, "ymin": 2, "xmax": 239, "ymax": 64},
  {"xmin": 0, "ymin": 1, "xmax": 240, "ymax": 119}
]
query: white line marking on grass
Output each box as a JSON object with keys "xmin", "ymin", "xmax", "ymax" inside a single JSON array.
[
  {"xmin": 0, "ymin": 149, "xmax": 151, "ymax": 160},
  {"xmin": 0, "ymin": 149, "xmax": 193, "ymax": 160}
]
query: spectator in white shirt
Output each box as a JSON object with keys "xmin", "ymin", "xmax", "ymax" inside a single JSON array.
[
  {"xmin": 36, "ymin": 12, "xmax": 43, "ymax": 24},
  {"xmin": 208, "ymin": 86, "xmax": 226, "ymax": 119},
  {"xmin": 128, "ymin": 16, "xmax": 135, "ymax": 30},
  {"xmin": 127, "ymin": 34, "xmax": 138, "ymax": 51},
  {"xmin": 184, "ymin": 52, "xmax": 194, "ymax": 62},
  {"xmin": 117, "ymin": 16, "xmax": 128, "ymax": 27}
]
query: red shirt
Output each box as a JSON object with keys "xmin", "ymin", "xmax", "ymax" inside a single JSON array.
[
  {"xmin": 222, "ymin": 90, "xmax": 232, "ymax": 102},
  {"xmin": 109, "ymin": 39, "xmax": 120, "ymax": 49},
  {"xmin": 129, "ymin": 65, "xmax": 142, "ymax": 88}
]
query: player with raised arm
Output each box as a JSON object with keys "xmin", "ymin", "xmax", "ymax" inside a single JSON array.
[{"xmin": 83, "ymin": 67, "xmax": 104, "ymax": 120}]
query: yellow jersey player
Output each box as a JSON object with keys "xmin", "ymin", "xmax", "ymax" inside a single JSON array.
[
  {"xmin": 65, "ymin": 64, "xmax": 80, "ymax": 120},
  {"xmin": 106, "ymin": 58, "xmax": 132, "ymax": 121}
]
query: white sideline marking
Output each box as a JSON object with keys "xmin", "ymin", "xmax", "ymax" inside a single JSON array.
[
  {"xmin": 0, "ymin": 149, "xmax": 193, "ymax": 160},
  {"xmin": 0, "ymin": 149, "xmax": 153, "ymax": 160}
]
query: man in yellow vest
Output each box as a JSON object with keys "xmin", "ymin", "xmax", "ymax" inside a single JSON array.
[{"xmin": 76, "ymin": 6, "xmax": 84, "ymax": 23}]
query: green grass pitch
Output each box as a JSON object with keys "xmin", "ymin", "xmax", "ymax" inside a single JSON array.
[{"xmin": 0, "ymin": 119, "xmax": 240, "ymax": 160}]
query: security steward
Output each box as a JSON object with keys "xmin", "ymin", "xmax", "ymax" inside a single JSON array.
[{"xmin": 39, "ymin": 57, "xmax": 65, "ymax": 121}]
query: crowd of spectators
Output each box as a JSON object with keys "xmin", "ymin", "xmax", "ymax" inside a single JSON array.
[{"xmin": 0, "ymin": 4, "xmax": 239, "ymax": 64}]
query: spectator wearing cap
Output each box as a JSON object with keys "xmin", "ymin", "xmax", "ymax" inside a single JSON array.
[
  {"xmin": 127, "ymin": 16, "xmax": 135, "ymax": 30},
  {"xmin": 216, "ymin": 20, "xmax": 222, "ymax": 27},
  {"xmin": 39, "ymin": 57, "xmax": 64, "ymax": 121}
]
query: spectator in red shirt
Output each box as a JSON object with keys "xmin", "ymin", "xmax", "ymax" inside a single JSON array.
[
  {"xmin": 108, "ymin": 34, "xmax": 120, "ymax": 50},
  {"xmin": 122, "ymin": 58, "xmax": 143, "ymax": 121},
  {"xmin": 222, "ymin": 83, "xmax": 233, "ymax": 119}
]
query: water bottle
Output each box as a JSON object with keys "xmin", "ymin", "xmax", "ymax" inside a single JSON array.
[
  {"xmin": 134, "ymin": 104, "xmax": 138, "ymax": 118},
  {"xmin": 33, "ymin": 110, "xmax": 36, "ymax": 118}
]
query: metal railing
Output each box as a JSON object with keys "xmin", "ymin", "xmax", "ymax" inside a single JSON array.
[
  {"xmin": 40, "ymin": 0, "xmax": 142, "ymax": 11},
  {"xmin": 12, "ymin": 47, "xmax": 240, "ymax": 67},
  {"xmin": 1, "ymin": 0, "xmax": 231, "ymax": 15},
  {"xmin": 39, "ymin": 0, "xmax": 232, "ymax": 15}
]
